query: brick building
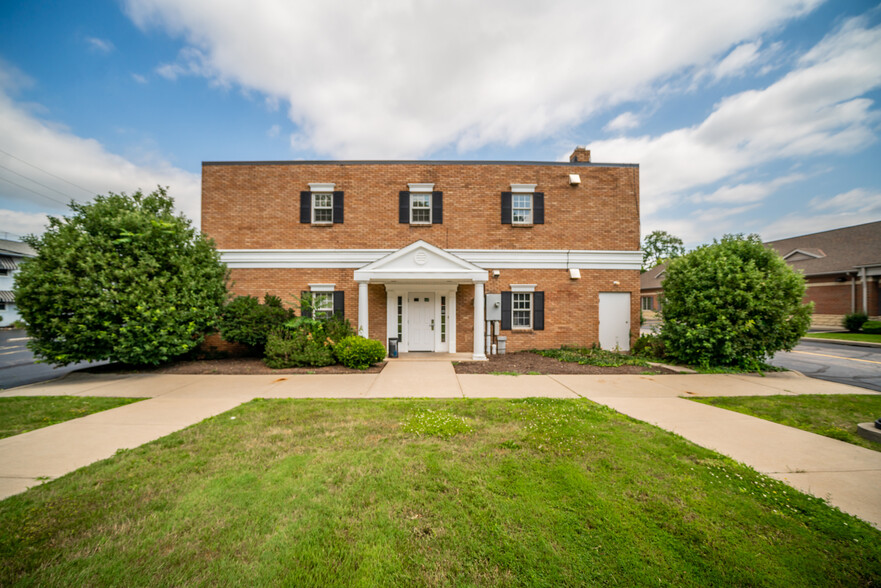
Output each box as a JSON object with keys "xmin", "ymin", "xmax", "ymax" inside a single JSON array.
[{"xmin": 202, "ymin": 147, "xmax": 642, "ymax": 359}]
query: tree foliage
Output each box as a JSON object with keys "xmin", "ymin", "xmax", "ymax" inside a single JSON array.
[
  {"xmin": 642, "ymin": 230, "xmax": 685, "ymax": 271},
  {"xmin": 14, "ymin": 188, "xmax": 228, "ymax": 366},
  {"xmin": 660, "ymin": 234, "xmax": 812, "ymax": 369}
]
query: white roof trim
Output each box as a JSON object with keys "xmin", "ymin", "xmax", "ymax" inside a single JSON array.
[
  {"xmin": 353, "ymin": 240, "xmax": 488, "ymax": 283},
  {"xmin": 782, "ymin": 248, "xmax": 824, "ymax": 260},
  {"xmin": 308, "ymin": 183, "xmax": 335, "ymax": 192},
  {"xmin": 510, "ymin": 183, "xmax": 537, "ymax": 193},
  {"xmin": 407, "ymin": 183, "xmax": 435, "ymax": 192}
]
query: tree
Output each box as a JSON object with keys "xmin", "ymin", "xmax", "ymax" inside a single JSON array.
[
  {"xmin": 14, "ymin": 187, "xmax": 228, "ymax": 366},
  {"xmin": 642, "ymin": 230, "xmax": 685, "ymax": 271},
  {"xmin": 659, "ymin": 234, "xmax": 812, "ymax": 369}
]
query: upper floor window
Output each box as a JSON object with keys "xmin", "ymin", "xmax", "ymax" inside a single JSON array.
[
  {"xmin": 502, "ymin": 184, "xmax": 544, "ymax": 225},
  {"xmin": 301, "ymin": 183, "xmax": 343, "ymax": 224},
  {"xmin": 399, "ymin": 183, "xmax": 443, "ymax": 225}
]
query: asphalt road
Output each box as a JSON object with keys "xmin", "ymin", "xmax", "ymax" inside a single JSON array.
[
  {"xmin": 0, "ymin": 329, "xmax": 107, "ymax": 390},
  {"xmin": 770, "ymin": 339, "xmax": 881, "ymax": 393}
]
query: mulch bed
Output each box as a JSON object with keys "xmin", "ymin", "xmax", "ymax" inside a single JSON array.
[
  {"xmin": 453, "ymin": 352, "xmax": 677, "ymax": 375},
  {"xmin": 82, "ymin": 357, "xmax": 386, "ymax": 375}
]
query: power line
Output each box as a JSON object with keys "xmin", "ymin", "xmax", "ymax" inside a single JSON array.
[
  {"xmin": 0, "ymin": 163, "xmax": 77, "ymax": 201},
  {"xmin": 0, "ymin": 147, "xmax": 97, "ymax": 197},
  {"xmin": 0, "ymin": 175, "xmax": 69, "ymax": 207}
]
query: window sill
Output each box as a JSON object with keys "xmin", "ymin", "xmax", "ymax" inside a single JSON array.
[
  {"xmin": 511, "ymin": 328, "xmax": 534, "ymax": 333},
  {"xmin": 409, "ymin": 223, "xmax": 433, "ymax": 227},
  {"xmin": 511, "ymin": 223, "xmax": 534, "ymax": 228},
  {"xmin": 311, "ymin": 222, "xmax": 334, "ymax": 227}
]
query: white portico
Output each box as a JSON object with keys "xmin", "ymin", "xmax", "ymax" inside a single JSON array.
[{"xmin": 353, "ymin": 240, "xmax": 488, "ymax": 360}]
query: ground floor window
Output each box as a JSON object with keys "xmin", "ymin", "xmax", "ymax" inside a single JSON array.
[
  {"xmin": 397, "ymin": 295, "xmax": 403, "ymax": 340},
  {"xmin": 641, "ymin": 296, "xmax": 654, "ymax": 311},
  {"xmin": 441, "ymin": 296, "xmax": 447, "ymax": 342},
  {"xmin": 313, "ymin": 292, "xmax": 334, "ymax": 318},
  {"xmin": 513, "ymin": 293, "xmax": 532, "ymax": 329}
]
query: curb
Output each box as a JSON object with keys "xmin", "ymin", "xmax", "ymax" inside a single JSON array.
[{"xmin": 801, "ymin": 337, "xmax": 881, "ymax": 349}]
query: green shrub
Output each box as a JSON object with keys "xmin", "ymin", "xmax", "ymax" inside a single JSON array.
[
  {"xmin": 263, "ymin": 327, "xmax": 335, "ymax": 369},
  {"xmin": 334, "ymin": 336, "xmax": 386, "ymax": 370},
  {"xmin": 843, "ymin": 312, "xmax": 869, "ymax": 333},
  {"xmin": 323, "ymin": 314, "xmax": 356, "ymax": 345},
  {"xmin": 660, "ymin": 234, "xmax": 812, "ymax": 370},
  {"xmin": 218, "ymin": 294, "xmax": 293, "ymax": 351},
  {"xmin": 862, "ymin": 320, "xmax": 881, "ymax": 334},
  {"xmin": 631, "ymin": 334, "xmax": 666, "ymax": 360},
  {"xmin": 534, "ymin": 345, "xmax": 649, "ymax": 367}
]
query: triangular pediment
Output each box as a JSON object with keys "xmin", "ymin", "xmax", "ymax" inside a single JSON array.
[{"xmin": 354, "ymin": 240, "xmax": 488, "ymax": 283}]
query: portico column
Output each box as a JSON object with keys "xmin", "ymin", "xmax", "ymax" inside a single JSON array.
[
  {"xmin": 473, "ymin": 281, "xmax": 487, "ymax": 360},
  {"xmin": 358, "ymin": 281, "xmax": 369, "ymax": 339}
]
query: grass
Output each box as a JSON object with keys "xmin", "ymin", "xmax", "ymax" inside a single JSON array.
[
  {"xmin": 0, "ymin": 396, "xmax": 145, "ymax": 439},
  {"xmin": 690, "ymin": 394, "xmax": 881, "ymax": 452},
  {"xmin": 1, "ymin": 398, "xmax": 879, "ymax": 586},
  {"xmin": 534, "ymin": 345, "xmax": 650, "ymax": 367},
  {"xmin": 804, "ymin": 332, "xmax": 881, "ymax": 343}
]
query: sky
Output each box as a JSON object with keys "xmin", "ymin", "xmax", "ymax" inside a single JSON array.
[{"xmin": 0, "ymin": 0, "xmax": 879, "ymax": 248}]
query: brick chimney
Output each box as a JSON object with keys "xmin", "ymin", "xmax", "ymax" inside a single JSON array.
[{"xmin": 569, "ymin": 146, "xmax": 591, "ymax": 163}]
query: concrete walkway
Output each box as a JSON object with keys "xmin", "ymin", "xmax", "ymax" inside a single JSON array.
[{"xmin": 1, "ymin": 365, "xmax": 879, "ymax": 529}]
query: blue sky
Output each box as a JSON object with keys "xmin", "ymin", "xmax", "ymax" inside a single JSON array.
[{"xmin": 1, "ymin": 0, "xmax": 879, "ymax": 247}]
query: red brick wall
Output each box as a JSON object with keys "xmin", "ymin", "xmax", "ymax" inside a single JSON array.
[
  {"xmin": 202, "ymin": 162, "xmax": 640, "ymax": 252},
  {"xmin": 803, "ymin": 276, "xmax": 880, "ymax": 315},
  {"xmin": 224, "ymin": 267, "xmax": 639, "ymax": 353}
]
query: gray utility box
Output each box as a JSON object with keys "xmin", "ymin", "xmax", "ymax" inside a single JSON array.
[{"xmin": 485, "ymin": 294, "xmax": 502, "ymax": 321}]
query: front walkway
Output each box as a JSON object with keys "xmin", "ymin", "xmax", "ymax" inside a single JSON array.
[{"xmin": 1, "ymin": 366, "xmax": 879, "ymax": 528}]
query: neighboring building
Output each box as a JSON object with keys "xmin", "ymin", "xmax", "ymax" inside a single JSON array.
[
  {"xmin": 765, "ymin": 221, "xmax": 881, "ymax": 324},
  {"xmin": 0, "ymin": 238, "xmax": 36, "ymax": 326},
  {"xmin": 639, "ymin": 262, "xmax": 667, "ymax": 319},
  {"xmin": 202, "ymin": 147, "xmax": 642, "ymax": 357},
  {"xmin": 639, "ymin": 221, "xmax": 881, "ymax": 325}
]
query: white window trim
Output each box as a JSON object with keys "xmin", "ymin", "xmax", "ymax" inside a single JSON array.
[
  {"xmin": 308, "ymin": 183, "xmax": 336, "ymax": 224},
  {"xmin": 510, "ymin": 184, "xmax": 536, "ymax": 193},
  {"xmin": 311, "ymin": 192, "xmax": 333, "ymax": 224},
  {"xmin": 408, "ymin": 183, "xmax": 435, "ymax": 193},
  {"xmin": 512, "ymin": 292, "xmax": 533, "ymax": 330},
  {"xmin": 312, "ymin": 292, "xmax": 334, "ymax": 318},
  {"xmin": 510, "ymin": 284, "xmax": 536, "ymax": 292},
  {"xmin": 308, "ymin": 182, "xmax": 335, "ymax": 192},
  {"xmin": 511, "ymin": 193, "xmax": 533, "ymax": 225},
  {"xmin": 309, "ymin": 284, "xmax": 336, "ymax": 318},
  {"xmin": 409, "ymin": 192, "xmax": 432, "ymax": 225},
  {"xmin": 309, "ymin": 283, "xmax": 335, "ymax": 292}
]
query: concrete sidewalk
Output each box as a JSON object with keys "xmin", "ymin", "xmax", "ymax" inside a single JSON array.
[{"xmin": 1, "ymin": 365, "xmax": 879, "ymax": 529}]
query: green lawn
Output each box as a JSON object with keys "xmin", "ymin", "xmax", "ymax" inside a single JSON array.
[
  {"xmin": 691, "ymin": 394, "xmax": 881, "ymax": 452},
  {"xmin": 1, "ymin": 398, "xmax": 878, "ymax": 586},
  {"xmin": 804, "ymin": 332, "xmax": 881, "ymax": 343},
  {"xmin": 0, "ymin": 396, "xmax": 144, "ymax": 439}
]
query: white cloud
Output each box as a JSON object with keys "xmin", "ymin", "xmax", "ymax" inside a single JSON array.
[
  {"xmin": 713, "ymin": 41, "xmax": 762, "ymax": 79},
  {"xmin": 0, "ymin": 209, "xmax": 51, "ymax": 237},
  {"xmin": 267, "ymin": 124, "xmax": 280, "ymax": 138},
  {"xmin": 590, "ymin": 14, "xmax": 881, "ymax": 221},
  {"xmin": 604, "ymin": 112, "xmax": 641, "ymax": 132},
  {"xmin": 809, "ymin": 188, "xmax": 881, "ymax": 213},
  {"xmin": 131, "ymin": 73, "xmax": 148, "ymax": 84},
  {"xmin": 693, "ymin": 173, "xmax": 805, "ymax": 204},
  {"xmin": 85, "ymin": 36, "xmax": 115, "ymax": 53},
  {"xmin": 0, "ymin": 68, "xmax": 201, "ymax": 234},
  {"xmin": 123, "ymin": 0, "xmax": 821, "ymax": 157}
]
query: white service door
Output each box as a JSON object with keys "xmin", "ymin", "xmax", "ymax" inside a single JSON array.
[
  {"xmin": 599, "ymin": 292, "xmax": 631, "ymax": 351},
  {"xmin": 408, "ymin": 293, "xmax": 435, "ymax": 351}
]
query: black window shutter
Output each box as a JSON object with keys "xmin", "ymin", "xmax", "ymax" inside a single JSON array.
[
  {"xmin": 399, "ymin": 191, "xmax": 409, "ymax": 223},
  {"xmin": 432, "ymin": 191, "xmax": 443, "ymax": 224},
  {"xmin": 333, "ymin": 291, "xmax": 345, "ymax": 318},
  {"xmin": 533, "ymin": 291, "xmax": 545, "ymax": 330},
  {"xmin": 533, "ymin": 193, "xmax": 545, "ymax": 224},
  {"xmin": 332, "ymin": 191, "xmax": 344, "ymax": 224},
  {"xmin": 501, "ymin": 192, "xmax": 512, "ymax": 224},
  {"xmin": 301, "ymin": 291, "xmax": 312, "ymax": 318},
  {"xmin": 501, "ymin": 291, "xmax": 512, "ymax": 330},
  {"xmin": 300, "ymin": 192, "xmax": 311, "ymax": 224}
]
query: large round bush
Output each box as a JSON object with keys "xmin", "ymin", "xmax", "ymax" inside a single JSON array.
[{"xmin": 660, "ymin": 234, "xmax": 812, "ymax": 369}]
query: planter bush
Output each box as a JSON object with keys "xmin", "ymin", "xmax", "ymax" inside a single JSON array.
[
  {"xmin": 334, "ymin": 336, "xmax": 386, "ymax": 370},
  {"xmin": 631, "ymin": 334, "xmax": 666, "ymax": 360},
  {"xmin": 218, "ymin": 294, "xmax": 293, "ymax": 352},
  {"xmin": 843, "ymin": 312, "xmax": 869, "ymax": 333},
  {"xmin": 862, "ymin": 320, "xmax": 881, "ymax": 334},
  {"xmin": 263, "ymin": 327, "xmax": 336, "ymax": 369}
]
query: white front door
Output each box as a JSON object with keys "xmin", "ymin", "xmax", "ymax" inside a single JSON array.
[
  {"xmin": 599, "ymin": 292, "xmax": 631, "ymax": 351},
  {"xmin": 408, "ymin": 292, "xmax": 435, "ymax": 351}
]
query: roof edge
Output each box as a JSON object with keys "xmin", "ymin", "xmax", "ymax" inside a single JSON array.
[{"xmin": 203, "ymin": 160, "xmax": 638, "ymax": 168}]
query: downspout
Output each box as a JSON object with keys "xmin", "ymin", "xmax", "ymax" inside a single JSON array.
[{"xmin": 851, "ymin": 273, "xmax": 856, "ymax": 313}]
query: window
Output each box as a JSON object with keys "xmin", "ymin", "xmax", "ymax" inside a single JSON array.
[
  {"xmin": 397, "ymin": 296, "xmax": 403, "ymax": 340},
  {"xmin": 0, "ymin": 302, "xmax": 5, "ymax": 311},
  {"xmin": 410, "ymin": 193, "xmax": 431, "ymax": 224},
  {"xmin": 512, "ymin": 194, "xmax": 532, "ymax": 224},
  {"xmin": 312, "ymin": 292, "xmax": 334, "ymax": 318},
  {"xmin": 641, "ymin": 296, "xmax": 654, "ymax": 311},
  {"xmin": 312, "ymin": 192, "xmax": 333, "ymax": 223},
  {"xmin": 512, "ymin": 293, "xmax": 532, "ymax": 329},
  {"xmin": 440, "ymin": 296, "xmax": 447, "ymax": 343}
]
